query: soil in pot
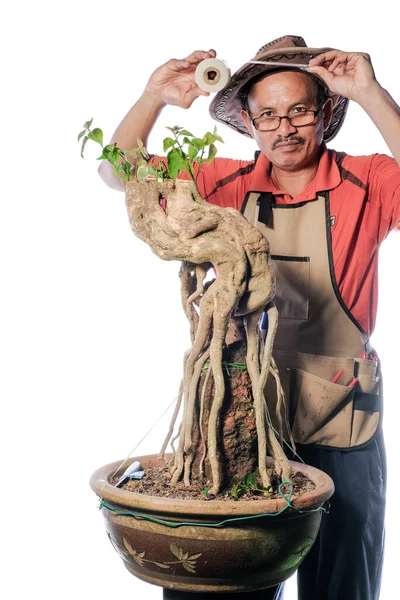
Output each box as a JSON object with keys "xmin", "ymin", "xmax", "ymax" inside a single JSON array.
[{"xmin": 111, "ymin": 463, "xmax": 315, "ymax": 502}]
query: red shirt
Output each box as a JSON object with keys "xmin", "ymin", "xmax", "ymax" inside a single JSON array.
[{"xmin": 186, "ymin": 147, "xmax": 400, "ymax": 337}]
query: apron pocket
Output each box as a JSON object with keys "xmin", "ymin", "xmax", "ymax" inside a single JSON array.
[
  {"xmin": 271, "ymin": 255, "xmax": 310, "ymax": 320},
  {"xmin": 350, "ymin": 358, "xmax": 381, "ymax": 446},
  {"xmin": 290, "ymin": 368, "xmax": 354, "ymax": 447}
]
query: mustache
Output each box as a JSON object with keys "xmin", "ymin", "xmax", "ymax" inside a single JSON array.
[{"xmin": 272, "ymin": 136, "xmax": 305, "ymax": 150}]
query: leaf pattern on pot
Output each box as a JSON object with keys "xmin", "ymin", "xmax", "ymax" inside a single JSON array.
[
  {"xmin": 292, "ymin": 537, "xmax": 315, "ymax": 559},
  {"xmin": 182, "ymin": 560, "xmax": 197, "ymax": 573},
  {"xmin": 106, "ymin": 532, "xmax": 129, "ymax": 558},
  {"xmin": 154, "ymin": 562, "xmax": 171, "ymax": 569},
  {"xmin": 108, "ymin": 534, "xmax": 202, "ymax": 574},
  {"xmin": 170, "ymin": 542, "xmax": 184, "ymax": 560}
]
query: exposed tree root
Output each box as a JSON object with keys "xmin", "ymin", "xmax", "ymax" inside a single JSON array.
[{"xmin": 126, "ymin": 179, "xmax": 293, "ymax": 494}]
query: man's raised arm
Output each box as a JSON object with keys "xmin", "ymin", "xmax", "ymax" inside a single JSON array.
[
  {"xmin": 98, "ymin": 49, "xmax": 216, "ymax": 191},
  {"xmin": 308, "ymin": 50, "xmax": 400, "ymax": 166}
]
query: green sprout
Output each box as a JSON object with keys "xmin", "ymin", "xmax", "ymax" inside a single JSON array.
[
  {"xmin": 78, "ymin": 120, "xmax": 224, "ymax": 183},
  {"xmin": 230, "ymin": 472, "xmax": 271, "ymax": 499}
]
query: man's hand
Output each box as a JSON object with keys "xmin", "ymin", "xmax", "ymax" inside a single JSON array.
[
  {"xmin": 308, "ymin": 50, "xmax": 378, "ymax": 103},
  {"xmin": 145, "ymin": 49, "xmax": 217, "ymax": 109}
]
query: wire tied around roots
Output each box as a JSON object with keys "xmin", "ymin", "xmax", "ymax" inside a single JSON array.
[
  {"xmin": 203, "ymin": 361, "xmax": 248, "ymax": 375},
  {"xmin": 97, "ymin": 481, "xmax": 330, "ymax": 528}
]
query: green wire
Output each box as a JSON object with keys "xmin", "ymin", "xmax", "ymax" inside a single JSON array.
[{"xmin": 98, "ymin": 481, "xmax": 326, "ymax": 528}]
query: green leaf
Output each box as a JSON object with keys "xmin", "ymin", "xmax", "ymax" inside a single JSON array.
[
  {"xmin": 247, "ymin": 472, "xmax": 257, "ymax": 487},
  {"xmin": 188, "ymin": 145, "xmax": 198, "ymax": 162},
  {"xmin": 125, "ymin": 148, "xmax": 140, "ymax": 159},
  {"xmin": 207, "ymin": 143, "xmax": 217, "ymax": 164},
  {"xmin": 203, "ymin": 131, "xmax": 224, "ymax": 145},
  {"xmin": 89, "ymin": 127, "xmax": 103, "ymax": 146},
  {"xmin": 191, "ymin": 137, "xmax": 205, "ymax": 151},
  {"xmin": 167, "ymin": 148, "xmax": 186, "ymax": 178},
  {"xmin": 179, "ymin": 129, "xmax": 194, "ymax": 137},
  {"xmin": 111, "ymin": 148, "xmax": 120, "ymax": 163},
  {"xmin": 137, "ymin": 138, "xmax": 150, "ymax": 159},
  {"xmin": 212, "ymin": 125, "xmax": 224, "ymax": 142},
  {"xmin": 231, "ymin": 484, "xmax": 239, "ymax": 498},
  {"xmin": 163, "ymin": 137, "xmax": 176, "ymax": 152},
  {"xmin": 166, "ymin": 125, "xmax": 182, "ymax": 135},
  {"xmin": 103, "ymin": 142, "xmax": 116, "ymax": 153},
  {"xmin": 137, "ymin": 164, "xmax": 157, "ymax": 179},
  {"xmin": 96, "ymin": 150, "xmax": 109, "ymax": 160},
  {"xmin": 83, "ymin": 118, "xmax": 93, "ymax": 129},
  {"xmin": 80, "ymin": 135, "xmax": 89, "ymax": 158},
  {"xmin": 203, "ymin": 132, "xmax": 215, "ymax": 145},
  {"xmin": 77, "ymin": 129, "xmax": 86, "ymax": 142}
]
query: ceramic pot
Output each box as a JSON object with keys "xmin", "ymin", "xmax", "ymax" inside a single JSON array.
[{"xmin": 90, "ymin": 454, "xmax": 334, "ymax": 594}]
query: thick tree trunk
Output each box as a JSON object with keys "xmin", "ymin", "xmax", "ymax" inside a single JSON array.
[{"xmin": 192, "ymin": 339, "xmax": 259, "ymax": 489}]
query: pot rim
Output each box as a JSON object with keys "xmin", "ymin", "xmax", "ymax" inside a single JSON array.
[{"xmin": 90, "ymin": 454, "xmax": 334, "ymax": 519}]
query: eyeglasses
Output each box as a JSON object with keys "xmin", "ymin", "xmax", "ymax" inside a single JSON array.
[{"xmin": 249, "ymin": 103, "xmax": 325, "ymax": 132}]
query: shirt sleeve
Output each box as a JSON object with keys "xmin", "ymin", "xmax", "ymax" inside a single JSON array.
[{"xmin": 368, "ymin": 154, "xmax": 400, "ymax": 240}]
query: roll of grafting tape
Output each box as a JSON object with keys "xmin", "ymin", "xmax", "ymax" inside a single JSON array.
[{"xmin": 195, "ymin": 58, "xmax": 231, "ymax": 93}]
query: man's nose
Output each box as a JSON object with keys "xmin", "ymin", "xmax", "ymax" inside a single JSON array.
[{"xmin": 277, "ymin": 116, "xmax": 297, "ymax": 136}]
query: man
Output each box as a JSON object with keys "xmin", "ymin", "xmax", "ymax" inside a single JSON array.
[{"xmin": 99, "ymin": 36, "xmax": 400, "ymax": 600}]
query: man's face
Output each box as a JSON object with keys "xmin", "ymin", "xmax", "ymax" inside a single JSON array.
[{"xmin": 241, "ymin": 71, "xmax": 333, "ymax": 170}]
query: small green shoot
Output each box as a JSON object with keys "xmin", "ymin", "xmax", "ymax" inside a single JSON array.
[
  {"xmin": 78, "ymin": 120, "xmax": 224, "ymax": 183},
  {"xmin": 230, "ymin": 472, "xmax": 271, "ymax": 499}
]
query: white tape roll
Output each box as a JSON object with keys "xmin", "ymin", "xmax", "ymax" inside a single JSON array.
[{"xmin": 195, "ymin": 58, "xmax": 231, "ymax": 93}]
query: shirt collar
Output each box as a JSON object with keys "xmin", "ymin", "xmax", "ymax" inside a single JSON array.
[{"xmin": 249, "ymin": 145, "xmax": 342, "ymax": 202}]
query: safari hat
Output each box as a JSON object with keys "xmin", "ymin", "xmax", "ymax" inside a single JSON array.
[{"xmin": 209, "ymin": 35, "xmax": 349, "ymax": 142}]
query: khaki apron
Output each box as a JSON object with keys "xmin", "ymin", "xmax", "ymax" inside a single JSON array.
[{"xmin": 242, "ymin": 191, "xmax": 382, "ymax": 449}]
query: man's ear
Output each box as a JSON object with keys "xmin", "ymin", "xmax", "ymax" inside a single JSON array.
[
  {"xmin": 240, "ymin": 109, "xmax": 255, "ymax": 138},
  {"xmin": 323, "ymin": 98, "xmax": 334, "ymax": 131}
]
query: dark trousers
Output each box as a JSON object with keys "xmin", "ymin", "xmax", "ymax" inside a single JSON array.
[
  {"xmin": 288, "ymin": 432, "xmax": 387, "ymax": 600},
  {"xmin": 164, "ymin": 433, "xmax": 386, "ymax": 600}
]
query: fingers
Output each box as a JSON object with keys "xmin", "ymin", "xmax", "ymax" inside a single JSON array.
[
  {"xmin": 309, "ymin": 50, "xmax": 343, "ymax": 66},
  {"xmin": 307, "ymin": 64, "xmax": 335, "ymax": 87},
  {"xmin": 181, "ymin": 85, "xmax": 210, "ymax": 109},
  {"xmin": 183, "ymin": 49, "xmax": 217, "ymax": 64},
  {"xmin": 309, "ymin": 50, "xmax": 371, "ymax": 69},
  {"xmin": 167, "ymin": 50, "xmax": 217, "ymax": 73},
  {"xmin": 167, "ymin": 58, "xmax": 192, "ymax": 72}
]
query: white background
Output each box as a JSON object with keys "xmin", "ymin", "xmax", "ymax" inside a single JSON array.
[{"xmin": 2, "ymin": 1, "xmax": 399, "ymax": 598}]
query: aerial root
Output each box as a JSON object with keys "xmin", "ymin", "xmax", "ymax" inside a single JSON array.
[
  {"xmin": 198, "ymin": 365, "xmax": 213, "ymax": 477},
  {"xmin": 170, "ymin": 423, "xmax": 182, "ymax": 457},
  {"xmin": 159, "ymin": 378, "xmax": 184, "ymax": 459},
  {"xmin": 259, "ymin": 305, "xmax": 292, "ymax": 480},
  {"xmin": 269, "ymin": 356, "xmax": 296, "ymax": 455},
  {"xmin": 184, "ymin": 453, "xmax": 195, "ymax": 487},
  {"xmin": 184, "ymin": 348, "xmax": 211, "ymax": 451},
  {"xmin": 245, "ymin": 309, "xmax": 271, "ymax": 488}
]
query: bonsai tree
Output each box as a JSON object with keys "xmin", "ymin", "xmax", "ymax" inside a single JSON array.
[{"xmin": 80, "ymin": 120, "xmax": 295, "ymax": 497}]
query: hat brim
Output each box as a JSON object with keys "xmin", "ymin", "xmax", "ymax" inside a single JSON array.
[{"xmin": 209, "ymin": 46, "xmax": 349, "ymax": 143}]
